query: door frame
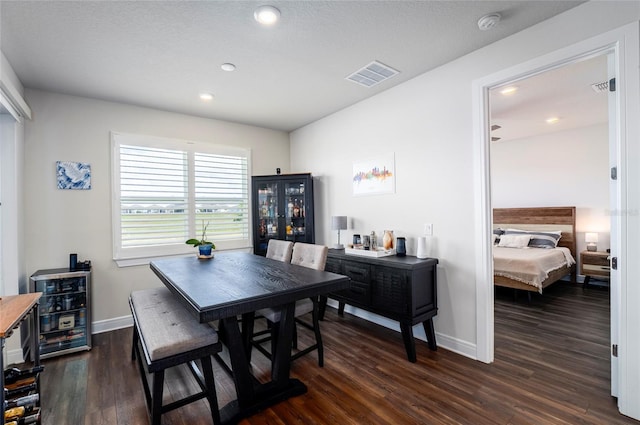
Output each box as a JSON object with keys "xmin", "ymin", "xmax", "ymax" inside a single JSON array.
[{"xmin": 473, "ymin": 22, "xmax": 639, "ymax": 418}]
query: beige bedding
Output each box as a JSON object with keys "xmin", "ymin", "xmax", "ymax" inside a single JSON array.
[{"xmin": 493, "ymin": 247, "xmax": 575, "ymax": 291}]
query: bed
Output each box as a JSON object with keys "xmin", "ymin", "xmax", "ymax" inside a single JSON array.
[{"xmin": 493, "ymin": 207, "xmax": 577, "ymax": 294}]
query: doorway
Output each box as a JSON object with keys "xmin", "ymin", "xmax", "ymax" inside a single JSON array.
[
  {"xmin": 488, "ymin": 52, "xmax": 615, "ymax": 392},
  {"xmin": 471, "ymin": 24, "xmax": 640, "ymax": 418}
]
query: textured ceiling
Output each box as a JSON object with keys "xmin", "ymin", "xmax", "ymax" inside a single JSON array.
[
  {"xmin": 491, "ymin": 54, "xmax": 609, "ymax": 143},
  {"xmin": 1, "ymin": 1, "xmax": 585, "ymax": 132}
]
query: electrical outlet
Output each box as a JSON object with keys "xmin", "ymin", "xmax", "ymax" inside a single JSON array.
[{"xmin": 424, "ymin": 223, "xmax": 433, "ymax": 236}]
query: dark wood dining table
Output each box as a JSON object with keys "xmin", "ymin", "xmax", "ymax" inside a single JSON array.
[{"xmin": 150, "ymin": 252, "xmax": 350, "ymax": 425}]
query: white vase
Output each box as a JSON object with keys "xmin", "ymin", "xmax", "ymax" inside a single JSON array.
[{"xmin": 416, "ymin": 237, "xmax": 428, "ymax": 259}]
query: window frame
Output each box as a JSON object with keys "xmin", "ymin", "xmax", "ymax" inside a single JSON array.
[{"xmin": 111, "ymin": 132, "xmax": 252, "ymax": 267}]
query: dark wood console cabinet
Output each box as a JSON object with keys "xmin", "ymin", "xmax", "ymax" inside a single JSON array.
[{"xmin": 322, "ymin": 249, "xmax": 438, "ymax": 362}]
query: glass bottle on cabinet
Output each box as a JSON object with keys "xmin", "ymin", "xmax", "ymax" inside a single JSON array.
[
  {"xmin": 29, "ymin": 268, "xmax": 91, "ymax": 359},
  {"xmin": 252, "ymin": 173, "xmax": 315, "ymax": 256}
]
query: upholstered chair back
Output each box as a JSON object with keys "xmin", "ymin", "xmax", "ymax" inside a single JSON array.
[
  {"xmin": 266, "ymin": 239, "xmax": 294, "ymax": 263},
  {"xmin": 291, "ymin": 243, "xmax": 328, "ymax": 271}
]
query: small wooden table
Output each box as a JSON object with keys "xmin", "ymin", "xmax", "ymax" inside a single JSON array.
[
  {"xmin": 150, "ymin": 253, "xmax": 350, "ymax": 425},
  {"xmin": 1, "ymin": 293, "xmax": 42, "ymax": 420}
]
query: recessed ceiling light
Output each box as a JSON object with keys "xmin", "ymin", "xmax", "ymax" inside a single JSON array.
[
  {"xmin": 221, "ymin": 63, "xmax": 236, "ymax": 72},
  {"xmin": 546, "ymin": 117, "xmax": 560, "ymax": 124},
  {"xmin": 478, "ymin": 13, "xmax": 501, "ymax": 31},
  {"xmin": 254, "ymin": 5, "xmax": 280, "ymax": 25},
  {"xmin": 199, "ymin": 93, "xmax": 214, "ymax": 101},
  {"xmin": 500, "ymin": 86, "xmax": 518, "ymax": 95}
]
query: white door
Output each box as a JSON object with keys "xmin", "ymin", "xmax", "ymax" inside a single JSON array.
[{"xmin": 607, "ymin": 52, "xmax": 620, "ymax": 398}]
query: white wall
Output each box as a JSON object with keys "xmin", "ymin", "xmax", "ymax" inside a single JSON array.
[
  {"xmin": 1, "ymin": 51, "xmax": 28, "ymax": 365},
  {"xmin": 491, "ymin": 123, "xmax": 611, "ymax": 253},
  {"xmin": 23, "ymin": 89, "xmax": 290, "ymax": 329},
  {"xmin": 0, "ymin": 114, "xmax": 27, "ymax": 365},
  {"xmin": 290, "ymin": 2, "xmax": 640, "ymax": 359}
]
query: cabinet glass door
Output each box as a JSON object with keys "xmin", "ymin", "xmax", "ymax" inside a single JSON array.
[
  {"xmin": 35, "ymin": 276, "xmax": 88, "ymax": 355},
  {"xmin": 284, "ymin": 180, "xmax": 307, "ymax": 242},
  {"xmin": 256, "ymin": 181, "xmax": 279, "ymax": 253}
]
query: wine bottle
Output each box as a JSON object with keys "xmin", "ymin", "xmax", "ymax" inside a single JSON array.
[
  {"xmin": 4, "ymin": 375, "xmax": 37, "ymax": 391},
  {"xmin": 4, "ymin": 406, "xmax": 25, "ymax": 421},
  {"xmin": 5, "ymin": 408, "xmax": 40, "ymax": 425},
  {"xmin": 4, "ymin": 382, "xmax": 38, "ymax": 399},
  {"xmin": 3, "ymin": 393, "xmax": 39, "ymax": 410},
  {"xmin": 3, "ymin": 366, "xmax": 44, "ymax": 385}
]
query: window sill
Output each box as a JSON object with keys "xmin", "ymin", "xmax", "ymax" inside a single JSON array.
[{"xmin": 114, "ymin": 246, "xmax": 253, "ymax": 268}]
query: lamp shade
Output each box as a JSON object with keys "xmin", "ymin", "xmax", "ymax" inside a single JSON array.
[
  {"xmin": 585, "ymin": 232, "xmax": 599, "ymax": 243},
  {"xmin": 331, "ymin": 216, "xmax": 348, "ymax": 230}
]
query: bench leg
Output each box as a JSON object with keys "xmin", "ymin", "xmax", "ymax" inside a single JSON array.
[
  {"xmin": 200, "ymin": 356, "xmax": 221, "ymax": 425},
  {"xmin": 131, "ymin": 325, "xmax": 138, "ymax": 361},
  {"xmin": 151, "ymin": 370, "xmax": 164, "ymax": 425}
]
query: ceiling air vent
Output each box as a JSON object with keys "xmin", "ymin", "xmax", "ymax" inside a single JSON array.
[
  {"xmin": 591, "ymin": 81, "xmax": 609, "ymax": 93},
  {"xmin": 346, "ymin": 60, "xmax": 399, "ymax": 88}
]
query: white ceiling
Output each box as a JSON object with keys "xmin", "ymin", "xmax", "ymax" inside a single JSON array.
[
  {"xmin": 490, "ymin": 54, "xmax": 609, "ymax": 142},
  {"xmin": 1, "ymin": 1, "xmax": 586, "ymax": 132}
]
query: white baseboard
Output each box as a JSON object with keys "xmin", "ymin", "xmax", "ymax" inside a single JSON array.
[
  {"xmin": 325, "ymin": 300, "xmax": 478, "ymax": 360},
  {"xmin": 91, "ymin": 315, "xmax": 133, "ymax": 334}
]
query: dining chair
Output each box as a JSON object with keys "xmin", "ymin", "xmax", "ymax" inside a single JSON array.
[
  {"xmin": 265, "ymin": 239, "xmax": 294, "ymax": 262},
  {"xmin": 253, "ymin": 242, "xmax": 329, "ymax": 366}
]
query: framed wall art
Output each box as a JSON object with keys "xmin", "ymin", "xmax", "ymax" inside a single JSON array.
[
  {"xmin": 57, "ymin": 161, "xmax": 92, "ymax": 190},
  {"xmin": 352, "ymin": 153, "xmax": 395, "ymax": 196}
]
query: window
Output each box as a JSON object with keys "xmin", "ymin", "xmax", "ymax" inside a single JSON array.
[{"xmin": 111, "ymin": 132, "xmax": 250, "ymax": 266}]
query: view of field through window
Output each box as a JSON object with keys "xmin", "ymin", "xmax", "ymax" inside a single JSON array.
[{"xmin": 119, "ymin": 144, "xmax": 249, "ymax": 249}]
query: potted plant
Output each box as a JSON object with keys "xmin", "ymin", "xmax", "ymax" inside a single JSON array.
[{"xmin": 186, "ymin": 221, "xmax": 216, "ymax": 257}]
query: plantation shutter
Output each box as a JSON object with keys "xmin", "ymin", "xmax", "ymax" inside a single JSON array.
[
  {"xmin": 119, "ymin": 144, "xmax": 189, "ymax": 248},
  {"xmin": 194, "ymin": 153, "xmax": 249, "ymax": 242},
  {"xmin": 112, "ymin": 132, "xmax": 251, "ymax": 265}
]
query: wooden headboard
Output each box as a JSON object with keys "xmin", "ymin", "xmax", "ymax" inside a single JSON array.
[{"xmin": 493, "ymin": 206, "xmax": 577, "ymax": 260}]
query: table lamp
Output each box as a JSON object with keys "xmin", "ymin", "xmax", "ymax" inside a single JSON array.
[
  {"xmin": 331, "ymin": 216, "xmax": 348, "ymax": 249},
  {"xmin": 585, "ymin": 232, "xmax": 598, "ymax": 252}
]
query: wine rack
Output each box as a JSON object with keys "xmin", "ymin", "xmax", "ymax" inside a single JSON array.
[
  {"xmin": 29, "ymin": 268, "xmax": 92, "ymax": 359},
  {"xmin": 1, "ymin": 294, "xmax": 42, "ymax": 425}
]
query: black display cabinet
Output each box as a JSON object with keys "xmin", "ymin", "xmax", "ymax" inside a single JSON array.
[{"xmin": 251, "ymin": 173, "xmax": 315, "ymax": 256}]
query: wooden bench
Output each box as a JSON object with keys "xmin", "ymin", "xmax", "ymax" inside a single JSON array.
[{"xmin": 129, "ymin": 287, "xmax": 222, "ymax": 425}]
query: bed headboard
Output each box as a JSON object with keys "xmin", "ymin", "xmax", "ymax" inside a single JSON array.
[{"xmin": 493, "ymin": 206, "xmax": 577, "ymax": 259}]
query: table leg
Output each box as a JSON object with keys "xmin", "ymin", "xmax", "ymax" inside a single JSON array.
[
  {"xmin": 217, "ymin": 303, "xmax": 307, "ymax": 424},
  {"xmin": 220, "ymin": 315, "xmax": 255, "ymax": 407},
  {"xmin": 271, "ymin": 303, "xmax": 295, "ymax": 384},
  {"xmin": 241, "ymin": 312, "xmax": 255, "ymax": 364}
]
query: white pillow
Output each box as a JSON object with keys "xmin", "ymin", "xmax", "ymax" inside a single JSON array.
[
  {"xmin": 498, "ymin": 234, "xmax": 531, "ymax": 248},
  {"xmin": 504, "ymin": 228, "xmax": 562, "ymax": 249}
]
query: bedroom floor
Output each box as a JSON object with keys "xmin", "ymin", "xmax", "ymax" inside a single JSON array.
[
  {"xmin": 33, "ymin": 280, "xmax": 636, "ymax": 424},
  {"xmin": 494, "ymin": 279, "xmax": 621, "ymax": 424}
]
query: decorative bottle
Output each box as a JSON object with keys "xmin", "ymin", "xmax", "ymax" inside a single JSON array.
[{"xmin": 383, "ymin": 230, "xmax": 394, "ymax": 250}]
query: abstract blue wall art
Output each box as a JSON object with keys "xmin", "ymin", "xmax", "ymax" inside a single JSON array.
[{"xmin": 57, "ymin": 161, "xmax": 92, "ymax": 190}]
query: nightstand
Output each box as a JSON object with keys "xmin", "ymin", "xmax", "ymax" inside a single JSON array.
[{"xmin": 580, "ymin": 251, "xmax": 610, "ymax": 286}]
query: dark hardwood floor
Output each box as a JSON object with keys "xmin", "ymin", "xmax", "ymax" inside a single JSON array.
[{"xmin": 35, "ymin": 281, "xmax": 637, "ymax": 424}]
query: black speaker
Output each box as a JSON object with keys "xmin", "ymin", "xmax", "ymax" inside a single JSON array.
[{"xmin": 69, "ymin": 253, "xmax": 78, "ymax": 271}]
